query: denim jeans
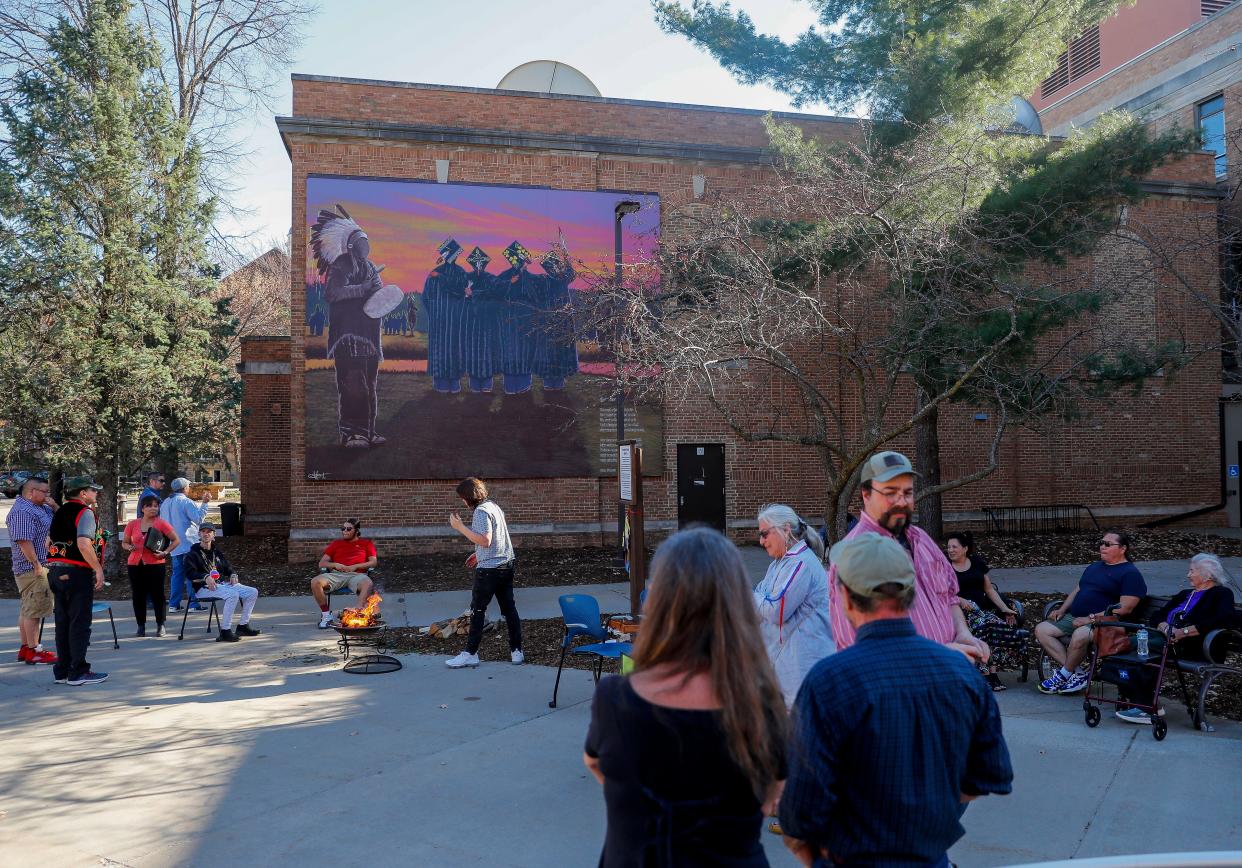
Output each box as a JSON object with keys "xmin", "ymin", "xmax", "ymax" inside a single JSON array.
[
  {"xmin": 47, "ymin": 565, "xmax": 94, "ymax": 680},
  {"xmin": 167, "ymin": 554, "xmax": 198, "ymax": 609},
  {"xmin": 466, "ymin": 562, "xmax": 521, "ymax": 654}
]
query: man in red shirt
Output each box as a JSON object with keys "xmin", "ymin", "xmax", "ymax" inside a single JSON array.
[{"xmin": 312, "ymin": 518, "xmax": 377, "ymax": 628}]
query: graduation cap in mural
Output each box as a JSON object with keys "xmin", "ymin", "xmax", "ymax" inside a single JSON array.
[
  {"xmin": 310, "ymin": 204, "xmax": 367, "ymax": 277},
  {"xmin": 437, "ymin": 237, "xmax": 462, "ymax": 264},
  {"xmin": 541, "ymin": 229, "xmax": 570, "ymax": 278},
  {"xmin": 503, "ymin": 240, "xmax": 531, "ymax": 268},
  {"xmin": 467, "ymin": 246, "xmax": 491, "ymax": 269}
]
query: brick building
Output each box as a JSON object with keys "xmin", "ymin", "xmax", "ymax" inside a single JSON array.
[
  {"xmin": 240, "ymin": 71, "xmax": 1226, "ymax": 560},
  {"xmin": 1027, "ymin": 0, "xmax": 1242, "ymax": 524}
]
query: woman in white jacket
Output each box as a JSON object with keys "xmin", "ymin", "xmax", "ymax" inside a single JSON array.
[{"xmin": 753, "ymin": 504, "xmax": 834, "ymax": 708}]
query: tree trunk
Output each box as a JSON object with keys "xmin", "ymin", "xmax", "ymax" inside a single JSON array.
[
  {"xmin": 914, "ymin": 389, "xmax": 944, "ymax": 541},
  {"xmin": 96, "ymin": 457, "xmax": 125, "ymax": 579}
]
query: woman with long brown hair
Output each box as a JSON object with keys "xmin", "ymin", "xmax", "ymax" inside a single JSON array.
[{"xmin": 583, "ymin": 526, "xmax": 788, "ymax": 867}]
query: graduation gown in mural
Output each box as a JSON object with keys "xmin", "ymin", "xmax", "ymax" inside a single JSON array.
[
  {"xmin": 422, "ymin": 261, "xmax": 470, "ymax": 393},
  {"xmin": 532, "ymin": 260, "xmax": 578, "ymax": 390},
  {"xmin": 494, "ymin": 265, "xmax": 539, "ymax": 394},
  {"xmin": 464, "ymin": 266, "xmax": 499, "ymax": 392}
]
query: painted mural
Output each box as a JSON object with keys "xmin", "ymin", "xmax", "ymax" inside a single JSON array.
[{"xmin": 303, "ymin": 176, "xmax": 663, "ymax": 481}]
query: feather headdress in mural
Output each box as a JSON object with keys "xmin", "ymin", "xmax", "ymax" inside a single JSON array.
[{"xmin": 310, "ymin": 205, "xmax": 367, "ymax": 277}]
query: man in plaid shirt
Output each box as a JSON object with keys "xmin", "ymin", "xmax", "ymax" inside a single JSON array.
[{"xmin": 7, "ymin": 476, "xmax": 58, "ymax": 664}]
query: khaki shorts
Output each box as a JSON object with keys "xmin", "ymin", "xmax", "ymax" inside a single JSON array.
[
  {"xmin": 319, "ymin": 570, "xmax": 368, "ymax": 593},
  {"xmin": 1048, "ymin": 613, "xmax": 1079, "ymax": 636},
  {"xmin": 15, "ymin": 569, "xmax": 54, "ymax": 620}
]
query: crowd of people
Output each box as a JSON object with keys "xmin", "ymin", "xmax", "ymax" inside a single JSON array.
[
  {"xmin": 7, "ymin": 451, "xmax": 1240, "ymax": 865},
  {"xmin": 7, "ymin": 474, "xmax": 264, "ymax": 685}
]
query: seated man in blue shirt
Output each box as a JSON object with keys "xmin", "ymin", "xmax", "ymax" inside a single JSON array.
[
  {"xmin": 780, "ymin": 534, "xmax": 1013, "ymax": 868},
  {"xmin": 1035, "ymin": 529, "xmax": 1147, "ymax": 695}
]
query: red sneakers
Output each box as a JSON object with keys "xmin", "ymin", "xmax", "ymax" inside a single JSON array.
[{"xmin": 17, "ymin": 645, "xmax": 57, "ymax": 665}]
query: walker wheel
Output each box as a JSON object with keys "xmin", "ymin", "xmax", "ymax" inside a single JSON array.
[
  {"xmin": 1085, "ymin": 705, "xmax": 1101, "ymax": 728},
  {"xmin": 1152, "ymin": 718, "xmax": 1167, "ymax": 741}
]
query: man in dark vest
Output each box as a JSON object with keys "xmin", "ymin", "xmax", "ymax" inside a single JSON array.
[{"xmin": 46, "ymin": 476, "xmax": 108, "ymax": 686}]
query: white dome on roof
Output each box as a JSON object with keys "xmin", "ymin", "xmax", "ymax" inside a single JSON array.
[{"xmin": 497, "ymin": 61, "xmax": 601, "ymax": 97}]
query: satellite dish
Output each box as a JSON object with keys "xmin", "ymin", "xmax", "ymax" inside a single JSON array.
[
  {"xmin": 1007, "ymin": 96, "xmax": 1044, "ymax": 135},
  {"xmin": 497, "ymin": 61, "xmax": 601, "ymax": 97}
]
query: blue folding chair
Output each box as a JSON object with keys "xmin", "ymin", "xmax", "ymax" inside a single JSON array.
[{"xmin": 549, "ymin": 594, "xmax": 631, "ymax": 709}]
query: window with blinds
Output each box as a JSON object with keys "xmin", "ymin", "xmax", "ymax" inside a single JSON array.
[
  {"xmin": 1203, "ymin": 0, "xmax": 1237, "ymax": 17},
  {"xmin": 1040, "ymin": 25, "xmax": 1102, "ymax": 100}
]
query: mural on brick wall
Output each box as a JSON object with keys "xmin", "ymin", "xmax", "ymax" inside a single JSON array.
[{"xmin": 304, "ymin": 175, "xmax": 664, "ymax": 480}]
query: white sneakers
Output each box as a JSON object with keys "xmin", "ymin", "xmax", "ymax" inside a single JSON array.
[
  {"xmin": 445, "ymin": 651, "xmax": 480, "ymax": 669},
  {"xmin": 511, "ymin": 650, "xmax": 525, "ymax": 665},
  {"xmin": 318, "ymin": 611, "xmax": 334, "ymax": 629}
]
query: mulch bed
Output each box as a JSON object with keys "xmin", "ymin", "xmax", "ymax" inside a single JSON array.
[
  {"xmin": 380, "ymin": 617, "xmax": 620, "ymax": 674},
  {"xmin": 968, "ymin": 529, "xmax": 1242, "ymax": 568}
]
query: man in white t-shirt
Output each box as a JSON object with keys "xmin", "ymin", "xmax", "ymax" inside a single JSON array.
[{"xmin": 445, "ymin": 477, "xmax": 522, "ymax": 669}]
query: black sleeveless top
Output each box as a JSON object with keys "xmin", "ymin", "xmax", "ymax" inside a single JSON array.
[
  {"xmin": 585, "ymin": 676, "xmax": 781, "ymax": 868},
  {"xmin": 954, "ymin": 555, "xmax": 996, "ymax": 611}
]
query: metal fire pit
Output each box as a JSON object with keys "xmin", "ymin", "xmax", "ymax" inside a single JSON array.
[{"xmin": 330, "ymin": 618, "xmax": 392, "ymax": 665}]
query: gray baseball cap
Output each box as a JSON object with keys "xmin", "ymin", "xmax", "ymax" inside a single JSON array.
[
  {"xmin": 170, "ymin": 477, "xmax": 191, "ymax": 491},
  {"xmin": 830, "ymin": 534, "xmax": 915, "ymax": 598},
  {"xmin": 859, "ymin": 451, "xmax": 918, "ymax": 485}
]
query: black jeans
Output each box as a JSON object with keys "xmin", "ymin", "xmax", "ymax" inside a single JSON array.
[
  {"xmin": 128, "ymin": 563, "xmax": 167, "ymax": 627},
  {"xmin": 466, "ymin": 562, "xmax": 521, "ymax": 654},
  {"xmin": 48, "ymin": 564, "xmax": 94, "ymax": 680}
]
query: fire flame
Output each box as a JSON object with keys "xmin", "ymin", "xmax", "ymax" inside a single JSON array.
[{"xmin": 340, "ymin": 593, "xmax": 382, "ymax": 628}]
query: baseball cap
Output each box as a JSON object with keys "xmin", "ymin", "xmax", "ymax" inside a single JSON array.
[
  {"xmin": 859, "ymin": 451, "xmax": 918, "ymax": 485},
  {"xmin": 64, "ymin": 475, "xmax": 103, "ymax": 494},
  {"xmin": 170, "ymin": 477, "xmax": 191, "ymax": 491},
  {"xmin": 199, "ymin": 522, "xmax": 217, "ymax": 533},
  {"xmin": 829, "ymin": 534, "xmax": 916, "ymax": 598}
]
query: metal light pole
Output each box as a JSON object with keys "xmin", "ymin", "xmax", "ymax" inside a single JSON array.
[{"xmin": 613, "ymin": 200, "xmax": 641, "ymax": 555}]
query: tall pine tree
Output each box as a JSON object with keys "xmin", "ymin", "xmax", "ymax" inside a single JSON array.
[{"xmin": 0, "ymin": 0, "xmax": 234, "ymax": 571}]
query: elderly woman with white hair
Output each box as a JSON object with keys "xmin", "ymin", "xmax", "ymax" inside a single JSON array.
[
  {"xmin": 753, "ymin": 504, "xmax": 834, "ymax": 708},
  {"xmin": 1116, "ymin": 552, "xmax": 1237, "ymax": 724}
]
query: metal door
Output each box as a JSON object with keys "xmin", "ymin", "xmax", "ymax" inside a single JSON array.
[{"xmin": 677, "ymin": 444, "xmax": 726, "ymax": 531}]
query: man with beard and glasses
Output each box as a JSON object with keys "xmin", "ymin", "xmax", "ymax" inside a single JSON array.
[{"xmin": 827, "ymin": 452, "xmax": 989, "ymax": 663}]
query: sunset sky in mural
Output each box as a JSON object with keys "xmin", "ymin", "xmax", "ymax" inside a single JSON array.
[{"xmin": 305, "ymin": 177, "xmax": 659, "ymax": 293}]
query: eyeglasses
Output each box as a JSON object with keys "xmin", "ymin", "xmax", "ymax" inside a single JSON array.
[
  {"xmin": 870, "ymin": 488, "xmax": 914, "ymax": 504},
  {"xmin": 1099, "ymin": 541, "xmax": 1120, "ymax": 548},
  {"xmin": 758, "ymin": 528, "xmax": 774, "ymax": 540}
]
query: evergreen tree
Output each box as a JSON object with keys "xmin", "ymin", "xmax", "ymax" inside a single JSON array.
[{"xmin": 0, "ymin": 0, "xmax": 235, "ymax": 570}]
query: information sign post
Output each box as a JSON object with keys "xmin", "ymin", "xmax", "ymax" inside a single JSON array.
[{"xmin": 618, "ymin": 440, "xmax": 645, "ymax": 616}]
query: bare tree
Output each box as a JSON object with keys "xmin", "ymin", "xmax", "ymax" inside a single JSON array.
[
  {"xmin": 579, "ymin": 115, "xmax": 1194, "ymax": 540},
  {"xmin": 215, "ymin": 236, "xmax": 291, "ymax": 359}
]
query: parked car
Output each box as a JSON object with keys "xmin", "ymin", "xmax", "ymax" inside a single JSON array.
[{"xmin": 0, "ymin": 470, "xmax": 47, "ymax": 498}]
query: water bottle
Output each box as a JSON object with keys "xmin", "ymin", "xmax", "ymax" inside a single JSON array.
[{"xmin": 1136, "ymin": 628, "xmax": 1149, "ymax": 658}]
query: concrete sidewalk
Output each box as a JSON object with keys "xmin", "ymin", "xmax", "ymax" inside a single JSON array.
[{"xmin": 2, "ymin": 588, "xmax": 1241, "ymax": 867}]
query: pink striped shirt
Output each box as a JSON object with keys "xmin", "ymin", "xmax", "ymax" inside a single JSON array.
[{"xmin": 828, "ymin": 512, "xmax": 960, "ymax": 649}]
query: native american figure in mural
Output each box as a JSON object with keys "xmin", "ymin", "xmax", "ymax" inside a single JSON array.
[
  {"xmin": 464, "ymin": 246, "xmax": 498, "ymax": 393},
  {"xmin": 311, "ymin": 205, "xmax": 400, "ymax": 448},
  {"xmin": 422, "ymin": 238, "xmax": 470, "ymax": 394},
  {"xmin": 533, "ymin": 235, "xmax": 578, "ymax": 391}
]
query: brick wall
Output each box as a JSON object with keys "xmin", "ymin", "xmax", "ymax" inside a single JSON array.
[
  {"xmin": 240, "ymin": 337, "xmax": 292, "ymax": 535},
  {"xmin": 257, "ymin": 77, "xmax": 1225, "ymax": 561}
]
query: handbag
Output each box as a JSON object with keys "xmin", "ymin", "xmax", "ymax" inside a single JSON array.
[
  {"xmin": 143, "ymin": 525, "xmax": 170, "ymax": 555},
  {"xmin": 1095, "ymin": 625, "xmax": 1132, "ymax": 657}
]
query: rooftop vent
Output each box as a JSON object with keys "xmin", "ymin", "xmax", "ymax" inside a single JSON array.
[
  {"xmin": 1040, "ymin": 25, "xmax": 1101, "ymax": 100},
  {"xmin": 1203, "ymin": 0, "xmax": 1237, "ymax": 17}
]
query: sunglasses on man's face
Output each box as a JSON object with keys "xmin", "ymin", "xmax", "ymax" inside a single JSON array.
[
  {"xmin": 341, "ymin": 526, "xmax": 356, "ymax": 532},
  {"xmin": 1099, "ymin": 540, "xmax": 1120, "ymax": 548}
]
